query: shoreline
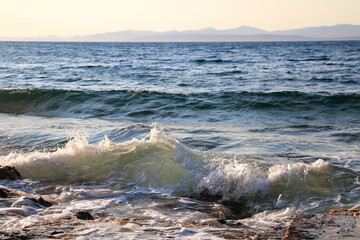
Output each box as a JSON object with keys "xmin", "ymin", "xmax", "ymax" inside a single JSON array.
[{"xmin": 1, "ymin": 165, "xmax": 359, "ymax": 239}]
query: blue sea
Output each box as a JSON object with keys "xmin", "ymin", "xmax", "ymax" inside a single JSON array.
[{"xmin": 0, "ymin": 41, "xmax": 359, "ymax": 238}]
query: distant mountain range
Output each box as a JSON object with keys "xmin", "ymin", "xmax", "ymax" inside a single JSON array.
[{"xmin": 2, "ymin": 24, "xmax": 360, "ymax": 42}]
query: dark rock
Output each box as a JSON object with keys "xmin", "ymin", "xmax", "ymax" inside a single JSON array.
[
  {"xmin": 0, "ymin": 166, "xmax": 22, "ymax": 180},
  {"xmin": 223, "ymin": 220, "xmax": 243, "ymax": 228},
  {"xmin": 75, "ymin": 210, "xmax": 94, "ymax": 220},
  {"xmin": 12, "ymin": 197, "xmax": 54, "ymax": 208},
  {"xmin": 218, "ymin": 219, "xmax": 226, "ymax": 224},
  {"xmin": 37, "ymin": 197, "xmax": 53, "ymax": 207},
  {"xmin": 27, "ymin": 197, "xmax": 53, "ymax": 208},
  {"xmin": 50, "ymin": 231, "xmax": 64, "ymax": 235},
  {"xmin": 159, "ymin": 200, "xmax": 234, "ymax": 220},
  {"xmin": 0, "ymin": 188, "xmax": 9, "ymax": 198}
]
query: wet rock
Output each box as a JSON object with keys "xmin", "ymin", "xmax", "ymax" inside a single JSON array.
[
  {"xmin": 156, "ymin": 201, "xmax": 182, "ymax": 209},
  {"xmin": 0, "ymin": 231, "xmax": 32, "ymax": 240},
  {"xmin": 216, "ymin": 218, "xmax": 243, "ymax": 227},
  {"xmin": 156, "ymin": 200, "xmax": 234, "ymax": 220},
  {"xmin": 0, "ymin": 207, "xmax": 31, "ymax": 217},
  {"xmin": 284, "ymin": 209, "xmax": 360, "ymax": 239},
  {"xmin": 211, "ymin": 203, "xmax": 234, "ymax": 219},
  {"xmin": 50, "ymin": 230, "xmax": 64, "ymax": 236},
  {"xmin": 224, "ymin": 220, "xmax": 243, "ymax": 228},
  {"xmin": 217, "ymin": 219, "xmax": 226, "ymax": 224},
  {"xmin": 187, "ymin": 202, "xmax": 234, "ymax": 219},
  {"xmin": 0, "ymin": 188, "xmax": 10, "ymax": 198},
  {"xmin": 36, "ymin": 197, "xmax": 53, "ymax": 207},
  {"xmin": 0, "ymin": 166, "xmax": 22, "ymax": 180},
  {"xmin": 328, "ymin": 208, "xmax": 360, "ymax": 218},
  {"xmin": 283, "ymin": 212, "xmax": 319, "ymax": 239},
  {"xmin": 12, "ymin": 196, "xmax": 53, "ymax": 208},
  {"xmin": 75, "ymin": 210, "xmax": 94, "ymax": 220}
]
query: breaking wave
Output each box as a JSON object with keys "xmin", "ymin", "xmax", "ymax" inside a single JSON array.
[{"xmin": 1, "ymin": 124, "xmax": 357, "ymax": 204}]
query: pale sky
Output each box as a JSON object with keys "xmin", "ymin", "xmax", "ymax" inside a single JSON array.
[{"xmin": 1, "ymin": 0, "xmax": 359, "ymax": 37}]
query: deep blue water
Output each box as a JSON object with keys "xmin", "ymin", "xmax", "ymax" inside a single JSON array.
[{"xmin": 0, "ymin": 41, "xmax": 359, "ymax": 237}]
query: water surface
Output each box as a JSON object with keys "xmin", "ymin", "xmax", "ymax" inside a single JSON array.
[{"xmin": 0, "ymin": 41, "xmax": 359, "ymax": 238}]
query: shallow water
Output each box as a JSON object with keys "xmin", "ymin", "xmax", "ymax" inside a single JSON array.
[{"xmin": 0, "ymin": 41, "xmax": 359, "ymax": 238}]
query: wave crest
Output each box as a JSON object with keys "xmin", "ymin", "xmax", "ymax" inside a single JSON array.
[
  {"xmin": 0, "ymin": 124, "xmax": 198, "ymax": 192},
  {"xmin": 1, "ymin": 125, "xmax": 355, "ymax": 204}
]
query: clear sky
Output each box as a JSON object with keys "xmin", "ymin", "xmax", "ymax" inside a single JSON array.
[{"xmin": 1, "ymin": 0, "xmax": 359, "ymax": 37}]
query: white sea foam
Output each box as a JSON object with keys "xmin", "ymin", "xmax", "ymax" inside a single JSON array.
[
  {"xmin": 240, "ymin": 207, "xmax": 296, "ymax": 229},
  {"xmin": 195, "ymin": 160, "xmax": 268, "ymax": 200},
  {"xmin": 0, "ymin": 124, "xmax": 195, "ymax": 188},
  {"xmin": 193, "ymin": 156, "xmax": 330, "ymax": 201},
  {"xmin": 0, "ymin": 124, "xmax": 334, "ymax": 202},
  {"xmin": 268, "ymin": 158, "xmax": 329, "ymax": 183}
]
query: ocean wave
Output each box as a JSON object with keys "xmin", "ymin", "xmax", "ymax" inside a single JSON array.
[
  {"xmin": 1, "ymin": 124, "xmax": 357, "ymax": 204},
  {"xmin": 0, "ymin": 88, "xmax": 358, "ymax": 119},
  {"xmin": 0, "ymin": 124, "xmax": 199, "ymax": 191}
]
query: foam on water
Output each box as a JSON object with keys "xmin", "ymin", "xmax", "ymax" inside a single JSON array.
[
  {"xmin": 0, "ymin": 124, "xmax": 197, "ymax": 190},
  {"xmin": 1, "ymin": 124, "xmax": 353, "ymax": 205},
  {"xmin": 1, "ymin": 41, "xmax": 360, "ymax": 238},
  {"xmin": 194, "ymin": 155, "xmax": 336, "ymax": 204},
  {"xmin": 195, "ymin": 160, "xmax": 269, "ymax": 200},
  {"xmin": 1, "ymin": 125, "xmax": 359, "ymax": 239},
  {"xmin": 240, "ymin": 207, "xmax": 297, "ymax": 229}
]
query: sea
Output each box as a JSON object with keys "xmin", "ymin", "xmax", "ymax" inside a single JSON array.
[{"xmin": 0, "ymin": 41, "xmax": 359, "ymax": 239}]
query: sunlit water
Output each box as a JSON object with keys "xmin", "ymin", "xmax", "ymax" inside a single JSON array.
[{"xmin": 0, "ymin": 41, "xmax": 359, "ymax": 238}]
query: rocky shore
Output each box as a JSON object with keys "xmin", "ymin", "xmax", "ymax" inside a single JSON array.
[
  {"xmin": 284, "ymin": 209, "xmax": 360, "ymax": 239},
  {"xmin": 1, "ymin": 165, "xmax": 359, "ymax": 239}
]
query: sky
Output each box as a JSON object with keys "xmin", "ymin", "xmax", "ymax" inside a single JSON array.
[{"xmin": 1, "ymin": 0, "xmax": 360, "ymax": 38}]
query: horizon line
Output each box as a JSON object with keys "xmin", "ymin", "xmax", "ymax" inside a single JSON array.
[{"xmin": 1, "ymin": 23, "xmax": 358, "ymax": 39}]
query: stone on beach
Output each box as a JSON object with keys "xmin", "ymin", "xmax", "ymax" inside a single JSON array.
[
  {"xmin": 75, "ymin": 210, "xmax": 94, "ymax": 220},
  {"xmin": 0, "ymin": 166, "xmax": 22, "ymax": 180},
  {"xmin": 0, "ymin": 188, "xmax": 10, "ymax": 198},
  {"xmin": 11, "ymin": 196, "xmax": 53, "ymax": 208}
]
